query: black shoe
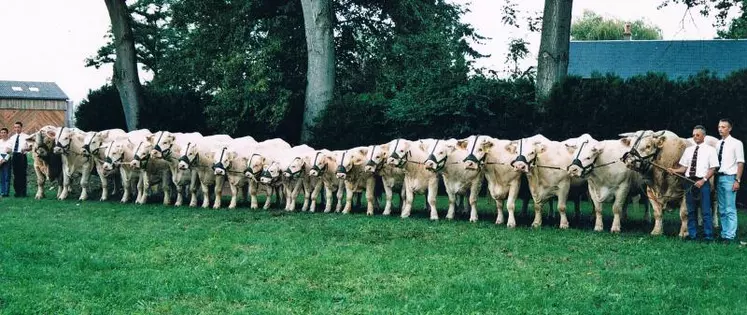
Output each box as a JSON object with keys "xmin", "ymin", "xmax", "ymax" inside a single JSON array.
[{"xmin": 718, "ymin": 238, "xmax": 733, "ymax": 245}]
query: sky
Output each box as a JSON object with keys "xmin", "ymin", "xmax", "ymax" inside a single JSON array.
[{"xmin": 0, "ymin": 0, "xmax": 737, "ymax": 105}]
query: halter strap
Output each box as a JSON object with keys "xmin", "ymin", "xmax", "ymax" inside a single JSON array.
[
  {"xmin": 463, "ymin": 135, "xmax": 487, "ymax": 165},
  {"xmin": 311, "ymin": 151, "xmax": 327, "ymax": 174},
  {"xmin": 426, "ymin": 140, "xmax": 448, "ymax": 172},
  {"xmin": 212, "ymin": 147, "xmax": 228, "ymax": 172}
]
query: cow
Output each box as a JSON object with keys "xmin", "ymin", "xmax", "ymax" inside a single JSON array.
[
  {"xmin": 363, "ymin": 141, "xmax": 406, "ymax": 216},
  {"xmin": 147, "ymin": 131, "xmax": 204, "ymax": 206},
  {"xmin": 101, "ymin": 130, "xmax": 153, "ymax": 203},
  {"xmin": 620, "ymin": 130, "xmax": 689, "ymax": 236},
  {"xmin": 306, "ymin": 149, "xmax": 344, "ymax": 213},
  {"xmin": 47, "ymin": 127, "xmax": 98, "ymax": 200},
  {"xmin": 386, "ymin": 138, "xmax": 441, "ymax": 220},
  {"xmin": 566, "ymin": 133, "xmax": 646, "ymax": 233},
  {"xmin": 422, "ymin": 137, "xmax": 486, "ymax": 222},
  {"xmin": 81, "ymin": 128, "xmax": 127, "ymax": 201},
  {"xmin": 335, "ymin": 146, "xmax": 377, "ymax": 215},
  {"xmin": 23, "ymin": 126, "xmax": 63, "ymax": 199},
  {"xmin": 129, "ymin": 134, "xmax": 174, "ymax": 205},
  {"xmin": 241, "ymin": 138, "xmax": 292, "ymax": 209},
  {"xmin": 258, "ymin": 145, "xmax": 315, "ymax": 211},
  {"xmin": 177, "ymin": 134, "xmax": 234, "ymax": 208},
  {"xmin": 510, "ymin": 134, "xmax": 587, "ymax": 229},
  {"xmin": 210, "ymin": 136, "xmax": 261, "ymax": 209}
]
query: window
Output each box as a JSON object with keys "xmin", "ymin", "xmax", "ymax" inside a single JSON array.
[
  {"xmin": 29, "ymin": 87, "xmax": 39, "ymax": 92},
  {"xmin": 11, "ymin": 86, "xmax": 22, "ymax": 91}
]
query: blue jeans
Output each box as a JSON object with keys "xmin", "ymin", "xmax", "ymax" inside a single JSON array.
[
  {"xmin": 717, "ymin": 175, "xmax": 738, "ymax": 240},
  {"xmin": 0, "ymin": 161, "xmax": 10, "ymax": 196},
  {"xmin": 685, "ymin": 180, "xmax": 713, "ymax": 240}
]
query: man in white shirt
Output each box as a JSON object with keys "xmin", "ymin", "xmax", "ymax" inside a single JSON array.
[
  {"xmin": 0, "ymin": 127, "xmax": 10, "ymax": 197},
  {"xmin": 715, "ymin": 118, "xmax": 744, "ymax": 244},
  {"xmin": 668, "ymin": 125, "xmax": 719, "ymax": 241},
  {"xmin": 9, "ymin": 121, "xmax": 29, "ymax": 198}
]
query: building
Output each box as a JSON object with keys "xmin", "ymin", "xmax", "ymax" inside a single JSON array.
[
  {"xmin": 0, "ymin": 80, "xmax": 72, "ymax": 133},
  {"xmin": 568, "ymin": 39, "xmax": 747, "ymax": 80}
]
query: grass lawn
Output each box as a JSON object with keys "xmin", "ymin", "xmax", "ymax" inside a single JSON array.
[{"xmin": 1, "ymin": 163, "xmax": 747, "ymax": 314}]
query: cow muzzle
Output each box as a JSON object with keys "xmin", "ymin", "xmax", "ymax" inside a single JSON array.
[
  {"xmin": 53, "ymin": 147, "xmax": 63, "ymax": 154},
  {"xmin": 150, "ymin": 149, "xmax": 163, "ymax": 159},
  {"xmin": 130, "ymin": 160, "xmax": 141, "ymax": 169},
  {"xmin": 178, "ymin": 161, "xmax": 189, "ymax": 170}
]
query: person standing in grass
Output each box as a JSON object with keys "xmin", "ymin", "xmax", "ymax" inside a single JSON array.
[
  {"xmin": 8, "ymin": 122, "xmax": 28, "ymax": 198},
  {"xmin": 0, "ymin": 127, "xmax": 10, "ymax": 197},
  {"xmin": 715, "ymin": 118, "xmax": 744, "ymax": 244}
]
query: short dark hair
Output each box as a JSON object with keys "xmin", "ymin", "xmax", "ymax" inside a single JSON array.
[
  {"xmin": 13, "ymin": 121, "xmax": 22, "ymax": 127},
  {"xmin": 693, "ymin": 125, "xmax": 707, "ymax": 134},
  {"xmin": 719, "ymin": 118, "xmax": 733, "ymax": 128},
  {"xmin": 0, "ymin": 128, "xmax": 7, "ymax": 133}
]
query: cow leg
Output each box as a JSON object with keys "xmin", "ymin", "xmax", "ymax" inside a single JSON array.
[
  {"xmin": 309, "ymin": 180, "xmax": 322, "ymax": 212},
  {"xmin": 162, "ymin": 173, "xmax": 172, "ymax": 206},
  {"xmin": 213, "ymin": 176, "xmax": 224, "ymax": 209},
  {"xmin": 557, "ymin": 188, "xmax": 570, "ymax": 229},
  {"xmin": 98, "ymin": 164, "xmax": 109, "ymax": 201},
  {"xmin": 646, "ymin": 187, "xmax": 664, "ymax": 235},
  {"xmin": 136, "ymin": 172, "xmax": 148, "ymax": 204},
  {"xmin": 323, "ymin": 184, "xmax": 334, "ymax": 213},
  {"xmin": 119, "ymin": 169, "xmax": 130, "ymax": 203},
  {"xmin": 401, "ymin": 182, "xmax": 414, "ymax": 219},
  {"xmin": 365, "ymin": 177, "xmax": 375, "ymax": 216},
  {"xmin": 34, "ymin": 165, "xmax": 46, "ymax": 200},
  {"xmin": 284, "ymin": 184, "xmax": 293, "ymax": 211},
  {"xmin": 301, "ymin": 179, "xmax": 311, "ymax": 211},
  {"xmin": 135, "ymin": 175, "xmax": 144, "ymax": 204},
  {"xmin": 189, "ymin": 171, "xmax": 199, "ymax": 207},
  {"xmin": 587, "ymin": 187, "xmax": 604, "ymax": 232},
  {"xmin": 427, "ymin": 178, "xmax": 439, "ymax": 221},
  {"xmin": 488, "ymin": 183, "xmax": 503, "ymax": 225},
  {"xmin": 59, "ymin": 170, "xmax": 71, "ymax": 200},
  {"xmin": 468, "ymin": 179, "xmax": 481, "ymax": 223},
  {"xmin": 227, "ymin": 181, "xmax": 239, "ymax": 209},
  {"xmin": 507, "ymin": 180, "xmax": 520, "ymax": 228},
  {"xmin": 678, "ymin": 195, "xmax": 689, "ymax": 238},
  {"xmin": 200, "ymin": 182, "xmax": 211, "ymax": 208},
  {"xmin": 531, "ymin": 200, "xmax": 544, "ymax": 228},
  {"xmin": 335, "ymin": 182, "xmax": 344, "ymax": 213},
  {"xmin": 383, "ymin": 181, "xmax": 394, "ymax": 216},
  {"xmin": 262, "ymin": 185, "xmax": 273, "ymax": 210},
  {"xmin": 174, "ymin": 183, "xmax": 184, "ymax": 206},
  {"xmin": 445, "ymin": 185, "xmax": 457, "ymax": 220},
  {"xmin": 79, "ymin": 166, "xmax": 91, "ymax": 201}
]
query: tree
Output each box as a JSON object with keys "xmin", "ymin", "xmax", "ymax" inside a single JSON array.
[
  {"xmin": 571, "ymin": 10, "xmax": 663, "ymax": 40},
  {"xmin": 104, "ymin": 0, "xmax": 146, "ymax": 131},
  {"xmin": 716, "ymin": 1, "xmax": 747, "ymax": 38},
  {"xmin": 535, "ymin": 0, "xmax": 574, "ymax": 107},
  {"xmin": 299, "ymin": 0, "xmax": 335, "ymax": 144}
]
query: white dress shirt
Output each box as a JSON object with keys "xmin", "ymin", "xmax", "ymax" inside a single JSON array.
[
  {"xmin": 7, "ymin": 133, "xmax": 29, "ymax": 154},
  {"xmin": 679, "ymin": 143, "xmax": 719, "ymax": 178},
  {"xmin": 716, "ymin": 136, "xmax": 744, "ymax": 175}
]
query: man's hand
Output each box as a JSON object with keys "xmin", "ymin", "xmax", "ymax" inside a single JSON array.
[
  {"xmin": 733, "ymin": 181, "xmax": 740, "ymax": 192},
  {"xmin": 667, "ymin": 167, "xmax": 677, "ymax": 175},
  {"xmin": 695, "ymin": 178, "xmax": 705, "ymax": 188}
]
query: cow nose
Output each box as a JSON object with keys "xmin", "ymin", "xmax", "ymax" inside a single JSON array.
[
  {"xmin": 364, "ymin": 166, "xmax": 374, "ymax": 172},
  {"xmin": 336, "ymin": 173, "xmax": 346, "ymax": 179},
  {"xmin": 53, "ymin": 147, "xmax": 62, "ymax": 154},
  {"xmin": 465, "ymin": 161, "xmax": 476, "ymax": 169},
  {"xmin": 424, "ymin": 160, "xmax": 436, "ymax": 169},
  {"xmin": 178, "ymin": 162, "xmax": 188, "ymax": 170},
  {"xmin": 387, "ymin": 157, "xmax": 396, "ymax": 165},
  {"xmin": 309, "ymin": 170, "xmax": 318, "ymax": 176}
]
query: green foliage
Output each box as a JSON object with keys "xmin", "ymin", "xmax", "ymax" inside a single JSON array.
[
  {"xmin": 717, "ymin": 1, "xmax": 747, "ymax": 38},
  {"xmin": 74, "ymin": 84, "xmax": 128, "ymax": 131},
  {"xmin": 571, "ymin": 10, "xmax": 662, "ymax": 40}
]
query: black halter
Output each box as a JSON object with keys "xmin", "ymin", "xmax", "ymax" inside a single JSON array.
[
  {"xmin": 260, "ymin": 161, "xmax": 280, "ymax": 183},
  {"xmin": 212, "ymin": 147, "xmax": 228, "ymax": 173},
  {"xmin": 245, "ymin": 153, "xmax": 263, "ymax": 178},
  {"xmin": 510, "ymin": 138, "xmax": 535, "ymax": 167},
  {"xmin": 104, "ymin": 142, "xmax": 122, "ymax": 166},
  {"xmin": 82, "ymin": 132, "xmax": 97, "ymax": 156},
  {"xmin": 54, "ymin": 127, "xmax": 71, "ymax": 153},
  {"xmin": 364, "ymin": 145, "xmax": 381, "ymax": 172},
  {"xmin": 178, "ymin": 142, "xmax": 198, "ymax": 167},
  {"xmin": 426, "ymin": 140, "xmax": 448, "ymax": 172},
  {"xmin": 132, "ymin": 142, "xmax": 150, "ymax": 168},
  {"xmin": 389, "ymin": 139, "xmax": 410, "ymax": 168},
  {"xmin": 310, "ymin": 152, "xmax": 327, "ymax": 175},
  {"xmin": 284, "ymin": 157, "xmax": 305, "ymax": 178},
  {"xmin": 463, "ymin": 135, "xmax": 487, "ymax": 166},
  {"xmin": 153, "ymin": 131, "xmax": 173, "ymax": 158},
  {"xmin": 336, "ymin": 151, "xmax": 348, "ymax": 174},
  {"xmin": 567, "ymin": 140, "xmax": 597, "ymax": 177},
  {"xmin": 621, "ymin": 131, "xmax": 659, "ymax": 173},
  {"xmin": 34, "ymin": 132, "xmax": 50, "ymax": 157}
]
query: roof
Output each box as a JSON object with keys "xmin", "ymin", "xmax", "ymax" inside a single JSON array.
[
  {"xmin": 568, "ymin": 39, "xmax": 747, "ymax": 79},
  {"xmin": 0, "ymin": 80, "xmax": 69, "ymax": 100}
]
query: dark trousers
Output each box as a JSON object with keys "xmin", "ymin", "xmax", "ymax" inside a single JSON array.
[{"xmin": 12, "ymin": 152, "xmax": 27, "ymax": 197}]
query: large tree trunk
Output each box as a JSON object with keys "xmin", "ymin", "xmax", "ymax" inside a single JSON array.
[
  {"xmin": 104, "ymin": 0, "xmax": 144, "ymax": 131},
  {"xmin": 300, "ymin": 0, "xmax": 335, "ymax": 144},
  {"xmin": 535, "ymin": 0, "xmax": 573, "ymax": 111}
]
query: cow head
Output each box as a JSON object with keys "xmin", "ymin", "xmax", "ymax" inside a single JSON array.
[
  {"xmin": 178, "ymin": 142, "xmax": 199, "ymax": 170},
  {"xmin": 423, "ymin": 139, "xmax": 455, "ymax": 172},
  {"xmin": 387, "ymin": 139, "xmax": 412, "ymax": 168},
  {"xmin": 460, "ymin": 135, "xmax": 494, "ymax": 171},
  {"xmin": 130, "ymin": 141, "xmax": 153, "ymax": 169},
  {"xmin": 306, "ymin": 151, "xmax": 329, "ymax": 177},
  {"xmin": 566, "ymin": 135, "xmax": 603, "ymax": 178},
  {"xmin": 284, "ymin": 156, "xmax": 306, "ymax": 179},
  {"xmin": 149, "ymin": 131, "xmax": 176, "ymax": 159},
  {"xmin": 211, "ymin": 147, "xmax": 234, "ymax": 176},
  {"xmin": 82, "ymin": 131, "xmax": 107, "ymax": 158},
  {"xmin": 510, "ymin": 137, "xmax": 544, "ymax": 173},
  {"xmin": 244, "ymin": 153, "xmax": 265, "ymax": 180},
  {"xmin": 336, "ymin": 147, "xmax": 367, "ymax": 179},
  {"xmin": 103, "ymin": 141, "xmax": 126, "ymax": 174},
  {"xmin": 26, "ymin": 130, "xmax": 50, "ymax": 157},
  {"xmin": 260, "ymin": 160, "xmax": 282, "ymax": 184},
  {"xmin": 49, "ymin": 127, "xmax": 82, "ymax": 155},
  {"xmin": 620, "ymin": 130, "xmax": 658, "ymax": 172},
  {"xmin": 363, "ymin": 144, "xmax": 388, "ymax": 173}
]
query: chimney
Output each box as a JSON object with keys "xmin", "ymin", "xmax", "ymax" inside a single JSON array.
[{"xmin": 623, "ymin": 23, "xmax": 632, "ymax": 40}]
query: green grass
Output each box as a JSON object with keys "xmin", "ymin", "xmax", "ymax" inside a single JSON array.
[{"xmin": 2, "ymin": 164, "xmax": 747, "ymax": 314}]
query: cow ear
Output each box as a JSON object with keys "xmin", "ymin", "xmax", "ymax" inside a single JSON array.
[
  {"xmin": 480, "ymin": 139, "xmax": 494, "ymax": 150},
  {"xmin": 418, "ymin": 141, "xmax": 428, "ymax": 152},
  {"xmin": 593, "ymin": 143, "xmax": 605, "ymax": 153},
  {"xmin": 46, "ymin": 130, "xmax": 56, "ymax": 139},
  {"xmin": 75, "ymin": 133, "xmax": 85, "ymax": 143},
  {"xmin": 564, "ymin": 143, "xmax": 577, "ymax": 154},
  {"xmin": 537, "ymin": 143, "xmax": 547, "ymax": 154},
  {"xmin": 655, "ymin": 136, "xmax": 667, "ymax": 148},
  {"xmin": 620, "ymin": 138, "xmax": 631, "ymax": 147},
  {"xmin": 25, "ymin": 133, "xmax": 37, "ymax": 143},
  {"xmin": 505, "ymin": 142, "xmax": 517, "ymax": 154},
  {"xmin": 456, "ymin": 139, "xmax": 468, "ymax": 150},
  {"xmin": 358, "ymin": 147, "xmax": 368, "ymax": 157},
  {"xmin": 228, "ymin": 151, "xmax": 237, "ymax": 160},
  {"xmin": 100, "ymin": 130, "xmax": 109, "ymax": 138},
  {"xmin": 145, "ymin": 134, "xmax": 153, "ymax": 143},
  {"xmin": 325, "ymin": 155, "xmax": 336, "ymax": 165}
]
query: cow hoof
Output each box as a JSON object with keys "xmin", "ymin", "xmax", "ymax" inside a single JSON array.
[
  {"xmin": 213, "ymin": 205, "xmax": 221, "ymax": 210},
  {"xmin": 531, "ymin": 222, "xmax": 541, "ymax": 229},
  {"xmin": 366, "ymin": 211, "xmax": 374, "ymax": 216},
  {"xmin": 469, "ymin": 217, "xmax": 478, "ymax": 223},
  {"xmin": 495, "ymin": 218, "xmax": 504, "ymax": 225},
  {"xmin": 650, "ymin": 230, "xmax": 663, "ymax": 236},
  {"xmin": 446, "ymin": 215, "xmax": 454, "ymax": 220},
  {"xmin": 594, "ymin": 226, "xmax": 603, "ymax": 232},
  {"xmin": 559, "ymin": 223, "xmax": 569, "ymax": 229},
  {"xmin": 174, "ymin": 202, "xmax": 182, "ymax": 207},
  {"xmin": 507, "ymin": 222, "xmax": 516, "ymax": 229},
  {"xmin": 430, "ymin": 216, "xmax": 439, "ymax": 221},
  {"xmin": 610, "ymin": 227, "xmax": 621, "ymax": 234}
]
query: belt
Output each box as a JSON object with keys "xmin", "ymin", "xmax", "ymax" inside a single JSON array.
[
  {"xmin": 688, "ymin": 176, "xmax": 703, "ymax": 181},
  {"xmin": 717, "ymin": 172, "xmax": 736, "ymax": 176}
]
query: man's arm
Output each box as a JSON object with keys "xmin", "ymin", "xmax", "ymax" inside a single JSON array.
[{"xmin": 668, "ymin": 165, "xmax": 687, "ymax": 175}]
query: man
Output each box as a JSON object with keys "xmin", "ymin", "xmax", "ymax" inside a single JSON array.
[
  {"xmin": 668, "ymin": 125, "xmax": 719, "ymax": 241},
  {"xmin": 715, "ymin": 119, "xmax": 744, "ymax": 244},
  {"xmin": 0, "ymin": 127, "xmax": 10, "ymax": 197},
  {"xmin": 9, "ymin": 122, "xmax": 29, "ymax": 197}
]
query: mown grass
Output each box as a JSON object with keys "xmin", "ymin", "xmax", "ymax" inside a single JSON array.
[{"xmin": 2, "ymin": 166, "xmax": 747, "ymax": 314}]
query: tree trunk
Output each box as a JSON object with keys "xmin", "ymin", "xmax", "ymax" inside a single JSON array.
[
  {"xmin": 300, "ymin": 0, "xmax": 335, "ymax": 144},
  {"xmin": 535, "ymin": 0, "xmax": 573, "ymax": 111},
  {"xmin": 104, "ymin": 0, "xmax": 144, "ymax": 131}
]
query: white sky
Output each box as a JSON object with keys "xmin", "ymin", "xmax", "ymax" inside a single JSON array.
[{"xmin": 0, "ymin": 0, "xmax": 735, "ymax": 105}]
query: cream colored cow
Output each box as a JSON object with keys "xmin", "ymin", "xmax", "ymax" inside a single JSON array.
[
  {"xmin": 241, "ymin": 138, "xmax": 292, "ymax": 209},
  {"xmin": 363, "ymin": 141, "xmax": 406, "ymax": 216},
  {"xmin": 48, "ymin": 127, "xmax": 97, "ymax": 200},
  {"xmin": 101, "ymin": 133, "xmax": 151, "ymax": 203},
  {"xmin": 386, "ymin": 138, "xmax": 441, "ymax": 220},
  {"xmin": 81, "ymin": 128, "xmax": 127, "ymax": 201},
  {"xmin": 24, "ymin": 126, "xmax": 63, "ymax": 199},
  {"xmin": 258, "ymin": 145, "xmax": 315, "ymax": 211},
  {"xmin": 176, "ymin": 134, "xmax": 233, "ymax": 208},
  {"xmin": 306, "ymin": 149, "xmax": 344, "ymax": 213},
  {"xmin": 335, "ymin": 146, "xmax": 377, "ymax": 215},
  {"xmin": 147, "ymin": 131, "xmax": 204, "ymax": 206}
]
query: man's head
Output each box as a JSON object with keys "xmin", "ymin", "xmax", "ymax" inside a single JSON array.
[
  {"xmin": 0, "ymin": 128, "xmax": 7, "ymax": 138},
  {"xmin": 12, "ymin": 122, "xmax": 22, "ymax": 134},
  {"xmin": 718, "ymin": 118, "xmax": 733, "ymax": 138},
  {"xmin": 692, "ymin": 125, "xmax": 706, "ymax": 144}
]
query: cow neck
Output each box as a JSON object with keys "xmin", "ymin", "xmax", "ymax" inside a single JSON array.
[{"xmin": 404, "ymin": 143, "xmax": 430, "ymax": 172}]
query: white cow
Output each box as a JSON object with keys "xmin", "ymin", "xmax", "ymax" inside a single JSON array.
[
  {"xmin": 335, "ymin": 146, "xmax": 377, "ymax": 215},
  {"xmin": 258, "ymin": 145, "xmax": 315, "ymax": 211},
  {"xmin": 510, "ymin": 134, "xmax": 587, "ymax": 229},
  {"xmin": 210, "ymin": 135, "xmax": 262, "ymax": 209},
  {"xmin": 101, "ymin": 133, "xmax": 151, "ymax": 203},
  {"xmin": 242, "ymin": 138, "xmax": 292, "ymax": 209},
  {"xmin": 81, "ymin": 128, "xmax": 127, "ymax": 201},
  {"xmin": 147, "ymin": 131, "xmax": 204, "ymax": 206},
  {"xmin": 129, "ymin": 136, "xmax": 173, "ymax": 205},
  {"xmin": 24, "ymin": 126, "xmax": 64, "ymax": 199},
  {"xmin": 423, "ymin": 136, "xmax": 486, "ymax": 222},
  {"xmin": 363, "ymin": 141, "xmax": 406, "ymax": 216},
  {"xmin": 386, "ymin": 138, "xmax": 441, "ymax": 220},
  {"xmin": 566, "ymin": 133, "xmax": 646, "ymax": 233},
  {"xmin": 177, "ymin": 134, "xmax": 234, "ymax": 208},
  {"xmin": 306, "ymin": 149, "xmax": 344, "ymax": 213},
  {"xmin": 48, "ymin": 127, "xmax": 97, "ymax": 200}
]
